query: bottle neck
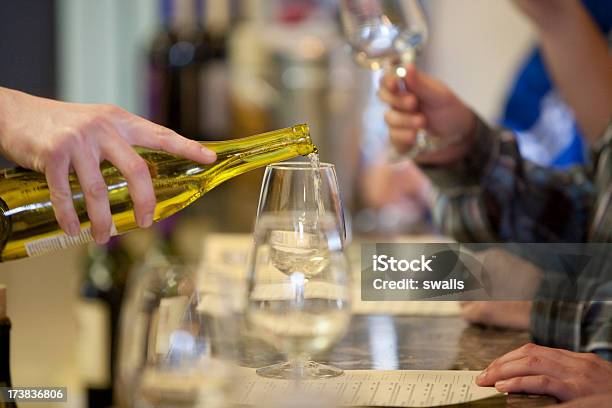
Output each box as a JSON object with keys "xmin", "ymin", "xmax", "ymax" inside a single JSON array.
[
  {"xmin": 201, "ymin": 124, "xmax": 314, "ymax": 158},
  {"xmin": 196, "ymin": 124, "xmax": 315, "ymax": 192}
]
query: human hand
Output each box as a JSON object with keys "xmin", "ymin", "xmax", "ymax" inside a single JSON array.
[
  {"xmin": 553, "ymin": 392, "xmax": 612, "ymax": 407},
  {"xmin": 361, "ymin": 160, "xmax": 432, "ymax": 209},
  {"xmin": 460, "ymin": 301, "xmax": 532, "ymax": 330},
  {"xmin": 473, "ymin": 248, "xmax": 543, "ymax": 299},
  {"xmin": 476, "ymin": 343, "xmax": 612, "ymax": 401},
  {"xmin": 0, "ymin": 88, "xmax": 216, "ymax": 244},
  {"xmin": 378, "ymin": 64, "xmax": 476, "ymax": 166}
]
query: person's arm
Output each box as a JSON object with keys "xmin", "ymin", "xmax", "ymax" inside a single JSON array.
[
  {"xmin": 380, "ymin": 66, "xmax": 610, "ymax": 242},
  {"xmin": 513, "ymin": 0, "xmax": 612, "ymax": 142},
  {"xmin": 554, "ymin": 393, "xmax": 612, "ymax": 408},
  {"xmin": 0, "ymin": 87, "xmax": 217, "ymax": 243},
  {"xmin": 428, "ymin": 116, "xmax": 599, "ymax": 242}
]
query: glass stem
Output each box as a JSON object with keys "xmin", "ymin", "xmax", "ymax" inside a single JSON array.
[
  {"xmin": 290, "ymin": 272, "xmax": 309, "ymax": 381},
  {"xmin": 386, "ymin": 65, "xmax": 430, "ymax": 161},
  {"xmin": 291, "ymin": 272, "xmax": 306, "ymax": 310},
  {"xmin": 289, "ymin": 351, "xmax": 309, "ymax": 384},
  {"xmin": 392, "ymin": 65, "xmax": 409, "ymax": 93}
]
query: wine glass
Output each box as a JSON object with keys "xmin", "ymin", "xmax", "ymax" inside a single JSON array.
[
  {"xmin": 247, "ymin": 213, "xmax": 351, "ymax": 380},
  {"xmin": 256, "ymin": 161, "xmax": 349, "ymax": 246},
  {"xmin": 340, "ymin": 0, "xmax": 442, "ymax": 159},
  {"xmin": 116, "ymin": 261, "xmax": 243, "ymax": 408}
]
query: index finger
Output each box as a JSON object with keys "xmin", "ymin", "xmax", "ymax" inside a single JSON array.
[
  {"xmin": 484, "ymin": 343, "xmax": 575, "ymax": 372},
  {"xmin": 123, "ymin": 119, "xmax": 217, "ymax": 164},
  {"xmin": 477, "ymin": 355, "xmax": 570, "ymax": 386},
  {"xmin": 380, "ymin": 72, "xmax": 403, "ymax": 93}
]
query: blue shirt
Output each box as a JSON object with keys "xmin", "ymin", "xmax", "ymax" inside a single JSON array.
[{"xmin": 500, "ymin": 0, "xmax": 612, "ymax": 168}]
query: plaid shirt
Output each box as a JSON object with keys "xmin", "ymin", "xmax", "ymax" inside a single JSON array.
[{"xmin": 422, "ymin": 118, "xmax": 612, "ymax": 359}]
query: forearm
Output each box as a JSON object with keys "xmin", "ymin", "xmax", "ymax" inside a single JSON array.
[
  {"xmin": 424, "ymin": 116, "xmax": 595, "ymax": 242},
  {"xmin": 0, "ymin": 87, "xmax": 16, "ymax": 159},
  {"xmin": 0, "ymin": 88, "xmax": 42, "ymax": 168},
  {"xmin": 535, "ymin": 0, "xmax": 612, "ymax": 142},
  {"xmin": 0, "ymin": 87, "xmax": 10, "ymax": 142},
  {"xmin": 0, "ymin": 87, "xmax": 32, "ymax": 159},
  {"xmin": 531, "ymin": 298, "xmax": 612, "ymax": 361}
]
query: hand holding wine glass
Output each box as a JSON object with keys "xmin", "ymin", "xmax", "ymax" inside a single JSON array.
[{"xmin": 377, "ymin": 65, "xmax": 477, "ymax": 165}]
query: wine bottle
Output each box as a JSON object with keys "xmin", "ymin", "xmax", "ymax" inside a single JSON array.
[
  {"xmin": 147, "ymin": 0, "xmax": 177, "ymax": 128},
  {"xmin": 0, "ymin": 285, "xmax": 16, "ymax": 408},
  {"xmin": 196, "ymin": 0, "xmax": 237, "ymax": 140},
  {"xmin": 78, "ymin": 241, "xmax": 133, "ymax": 408},
  {"xmin": 148, "ymin": 0, "xmax": 209, "ymax": 140},
  {"xmin": 0, "ymin": 124, "xmax": 315, "ymax": 261}
]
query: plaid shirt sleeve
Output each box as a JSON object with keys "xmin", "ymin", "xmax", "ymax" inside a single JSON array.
[
  {"xmin": 530, "ymin": 246, "xmax": 612, "ymax": 359},
  {"xmin": 422, "ymin": 116, "xmax": 612, "ymax": 243},
  {"xmin": 421, "ymin": 117, "xmax": 612, "ymax": 359}
]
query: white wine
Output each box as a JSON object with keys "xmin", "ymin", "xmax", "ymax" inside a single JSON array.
[
  {"xmin": 0, "ymin": 124, "xmax": 314, "ymax": 261},
  {"xmin": 269, "ymin": 229, "xmax": 330, "ymax": 279},
  {"xmin": 249, "ymin": 301, "xmax": 350, "ymax": 357},
  {"xmin": 308, "ymin": 152, "xmax": 326, "ymax": 216},
  {"xmin": 350, "ymin": 19, "xmax": 425, "ymax": 71}
]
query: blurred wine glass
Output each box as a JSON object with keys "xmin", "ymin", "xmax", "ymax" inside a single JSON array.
[
  {"xmin": 340, "ymin": 0, "xmax": 439, "ymax": 159},
  {"xmin": 247, "ymin": 213, "xmax": 351, "ymax": 380},
  {"xmin": 117, "ymin": 261, "xmax": 243, "ymax": 408}
]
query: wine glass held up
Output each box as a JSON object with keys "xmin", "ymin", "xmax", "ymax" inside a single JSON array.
[{"xmin": 340, "ymin": 0, "xmax": 455, "ymax": 160}]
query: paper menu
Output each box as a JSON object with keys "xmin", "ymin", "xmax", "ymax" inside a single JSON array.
[{"xmin": 233, "ymin": 369, "xmax": 503, "ymax": 407}]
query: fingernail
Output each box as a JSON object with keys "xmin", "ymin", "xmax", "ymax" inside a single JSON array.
[
  {"xmin": 477, "ymin": 370, "xmax": 487, "ymax": 382},
  {"xmin": 201, "ymin": 148, "xmax": 216, "ymax": 161},
  {"xmin": 95, "ymin": 234, "xmax": 109, "ymax": 245},
  {"xmin": 138, "ymin": 212, "xmax": 153, "ymax": 228},
  {"xmin": 495, "ymin": 380, "xmax": 508, "ymax": 391},
  {"xmin": 67, "ymin": 222, "xmax": 81, "ymax": 236}
]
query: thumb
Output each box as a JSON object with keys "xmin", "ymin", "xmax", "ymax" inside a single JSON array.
[{"xmin": 403, "ymin": 64, "xmax": 449, "ymax": 106}]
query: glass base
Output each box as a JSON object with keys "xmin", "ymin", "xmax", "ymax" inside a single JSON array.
[{"xmin": 256, "ymin": 361, "xmax": 344, "ymax": 380}]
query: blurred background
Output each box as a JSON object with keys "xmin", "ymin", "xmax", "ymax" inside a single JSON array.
[{"xmin": 0, "ymin": 0, "xmax": 534, "ymax": 407}]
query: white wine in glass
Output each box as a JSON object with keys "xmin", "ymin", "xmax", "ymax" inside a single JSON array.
[{"xmin": 247, "ymin": 214, "xmax": 351, "ymax": 380}]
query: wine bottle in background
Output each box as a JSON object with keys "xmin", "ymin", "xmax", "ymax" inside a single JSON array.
[
  {"xmin": 0, "ymin": 124, "xmax": 315, "ymax": 261},
  {"xmin": 148, "ymin": 0, "xmax": 211, "ymax": 140},
  {"xmin": 227, "ymin": 0, "xmax": 274, "ymax": 136},
  {"xmin": 196, "ymin": 0, "xmax": 242, "ymax": 140},
  {"xmin": 78, "ymin": 242, "xmax": 133, "ymax": 408},
  {"xmin": 147, "ymin": 0, "xmax": 177, "ymax": 128},
  {"xmin": 0, "ymin": 286, "xmax": 16, "ymax": 408}
]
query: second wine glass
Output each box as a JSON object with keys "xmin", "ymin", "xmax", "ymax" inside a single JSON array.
[{"xmin": 340, "ymin": 0, "xmax": 438, "ymax": 159}]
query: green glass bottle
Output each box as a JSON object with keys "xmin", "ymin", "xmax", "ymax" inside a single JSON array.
[{"xmin": 0, "ymin": 124, "xmax": 314, "ymax": 261}]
